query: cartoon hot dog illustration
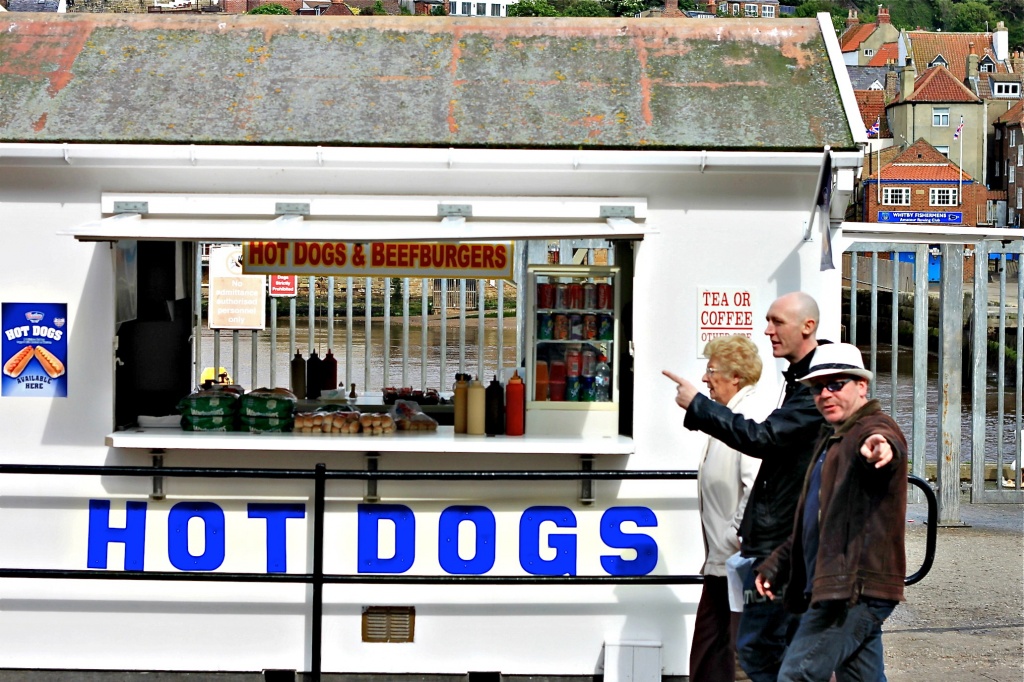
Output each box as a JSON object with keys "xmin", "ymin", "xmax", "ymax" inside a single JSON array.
[
  {"xmin": 33, "ymin": 345, "xmax": 65, "ymax": 379},
  {"xmin": 3, "ymin": 345, "xmax": 34, "ymax": 378}
]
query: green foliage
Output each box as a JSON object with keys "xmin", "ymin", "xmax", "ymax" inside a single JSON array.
[
  {"xmin": 429, "ymin": 3, "xmax": 448, "ymax": 13},
  {"xmin": 507, "ymin": 0, "xmax": 558, "ymax": 15},
  {"xmin": 795, "ymin": 1, "xmax": 846, "ymax": 33},
  {"xmin": 562, "ymin": 0, "xmax": 611, "ymax": 15},
  {"xmin": 247, "ymin": 2, "xmax": 291, "ymax": 12},
  {"xmin": 399, "ymin": 4, "xmax": 411, "ymax": 12},
  {"xmin": 947, "ymin": 1, "xmax": 997, "ymax": 31}
]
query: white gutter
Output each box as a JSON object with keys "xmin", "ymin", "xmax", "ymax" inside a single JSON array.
[
  {"xmin": 819, "ymin": 11, "xmax": 869, "ymax": 148},
  {"xmin": 841, "ymin": 221, "xmax": 1024, "ymax": 243},
  {"xmin": 0, "ymin": 143, "xmax": 865, "ymax": 172}
]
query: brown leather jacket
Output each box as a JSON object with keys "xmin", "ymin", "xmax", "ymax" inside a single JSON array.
[{"xmin": 756, "ymin": 400, "xmax": 908, "ymax": 613}]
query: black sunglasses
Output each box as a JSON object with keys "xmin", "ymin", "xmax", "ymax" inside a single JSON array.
[{"xmin": 808, "ymin": 377, "xmax": 855, "ymax": 396}]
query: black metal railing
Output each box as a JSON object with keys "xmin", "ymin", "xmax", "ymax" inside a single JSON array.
[{"xmin": 0, "ymin": 463, "xmax": 937, "ymax": 680}]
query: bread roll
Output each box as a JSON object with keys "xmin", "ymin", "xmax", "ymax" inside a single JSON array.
[
  {"xmin": 34, "ymin": 345, "xmax": 64, "ymax": 379},
  {"xmin": 3, "ymin": 345, "xmax": 34, "ymax": 378}
]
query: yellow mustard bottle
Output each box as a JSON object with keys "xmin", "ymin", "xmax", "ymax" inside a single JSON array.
[{"xmin": 466, "ymin": 376, "xmax": 486, "ymax": 435}]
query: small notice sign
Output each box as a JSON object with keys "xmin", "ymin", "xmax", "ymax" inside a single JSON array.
[
  {"xmin": 269, "ymin": 275, "xmax": 298, "ymax": 297},
  {"xmin": 209, "ymin": 246, "xmax": 266, "ymax": 330},
  {"xmin": 697, "ymin": 288, "xmax": 755, "ymax": 355}
]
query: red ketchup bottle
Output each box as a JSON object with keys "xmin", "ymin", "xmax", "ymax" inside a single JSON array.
[{"xmin": 505, "ymin": 371, "xmax": 525, "ymax": 436}]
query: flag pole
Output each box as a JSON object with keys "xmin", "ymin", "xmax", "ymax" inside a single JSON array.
[{"xmin": 959, "ymin": 115, "xmax": 964, "ymax": 206}]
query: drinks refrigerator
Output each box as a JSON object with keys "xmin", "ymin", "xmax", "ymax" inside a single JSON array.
[{"xmin": 524, "ymin": 264, "xmax": 621, "ymax": 437}]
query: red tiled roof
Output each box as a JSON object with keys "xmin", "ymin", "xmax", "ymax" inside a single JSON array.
[
  {"xmin": 903, "ymin": 65, "xmax": 981, "ymax": 103},
  {"xmin": 995, "ymin": 98, "xmax": 1024, "ymax": 125},
  {"xmin": 867, "ymin": 42, "xmax": 898, "ymax": 67},
  {"xmin": 856, "ymin": 90, "xmax": 889, "ymax": 137},
  {"xmin": 866, "ymin": 138, "xmax": 973, "ymax": 181},
  {"xmin": 841, "ymin": 23, "xmax": 876, "ymax": 52},
  {"xmin": 907, "ymin": 31, "xmax": 1008, "ymax": 80}
]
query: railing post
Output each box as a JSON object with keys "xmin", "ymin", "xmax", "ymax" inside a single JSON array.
[
  {"xmin": 311, "ymin": 463, "xmax": 326, "ymax": 682},
  {"xmin": 937, "ymin": 244, "xmax": 964, "ymax": 525},
  {"xmin": 911, "ymin": 244, "xmax": 929, "ymax": 504},
  {"xmin": 971, "ymin": 240, "xmax": 989, "ymax": 501}
]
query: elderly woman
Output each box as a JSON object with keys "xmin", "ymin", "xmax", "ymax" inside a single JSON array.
[{"xmin": 688, "ymin": 335, "xmax": 765, "ymax": 682}]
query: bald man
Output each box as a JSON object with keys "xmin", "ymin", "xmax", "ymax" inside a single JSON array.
[{"xmin": 663, "ymin": 292, "xmax": 828, "ymax": 682}]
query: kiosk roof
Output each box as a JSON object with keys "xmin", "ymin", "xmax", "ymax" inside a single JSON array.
[{"xmin": 0, "ymin": 15, "xmax": 856, "ymax": 150}]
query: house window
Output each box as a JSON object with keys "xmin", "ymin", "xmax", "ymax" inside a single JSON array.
[
  {"xmin": 980, "ymin": 63, "xmax": 994, "ymax": 73},
  {"xmin": 996, "ymin": 128, "xmax": 1002, "ymax": 140},
  {"xmin": 930, "ymin": 188, "xmax": 958, "ymax": 206},
  {"xmin": 461, "ymin": 1, "xmax": 469, "ymax": 12},
  {"xmin": 994, "ymin": 82, "xmax": 1021, "ymax": 97},
  {"xmin": 864, "ymin": 48, "xmax": 874, "ymax": 56},
  {"xmin": 996, "ymin": 162, "xmax": 1001, "ymax": 177},
  {"xmin": 929, "ymin": 55, "xmax": 948, "ymax": 68},
  {"xmin": 1018, "ymin": 187, "xmax": 1022, "ymax": 210},
  {"xmin": 1012, "ymin": 130, "xmax": 1017, "ymax": 146},
  {"xmin": 719, "ymin": 1, "xmax": 726, "ymax": 12},
  {"xmin": 731, "ymin": 3, "xmax": 739, "ymax": 15},
  {"xmin": 761, "ymin": 4, "xmax": 773, "ymax": 16},
  {"xmin": 1019, "ymin": 144, "xmax": 1023, "ymax": 167},
  {"xmin": 490, "ymin": 2, "xmax": 499, "ymax": 14},
  {"xmin": 744, "ymin": 3, "xmax": 757, "ymax": 16},
  {"xmin": 936, "ymin": 145, "xmax": 949, "ymax": 157},
  {"xmin": 882, "ymin": 187, "xmax": 911, "ymax": 206},
  {"xmin": 1010, "ymin": 165, "xmax": 1015, "ymax": 184},
  {"xmin": 475, "ymin": 2, "xmax": 484, "ymax": 12},
  {"xmin": 933, "ymin": 108, "xmax": 949, "ymax": 127}
]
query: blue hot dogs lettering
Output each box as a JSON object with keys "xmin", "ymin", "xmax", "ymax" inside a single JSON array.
[{"xmin": 86, "ymin": 501, "xmax": 659, "ymax": 576}]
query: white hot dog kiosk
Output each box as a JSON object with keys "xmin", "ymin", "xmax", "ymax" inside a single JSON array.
[{"xmin": 0, "ymin": 13, "xmax": 863, "ymax": 681}]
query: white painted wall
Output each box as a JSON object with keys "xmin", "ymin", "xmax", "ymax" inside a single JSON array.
[{"xmin": 0, "ymin": 146, "xmax": 849, "ymax": 676}]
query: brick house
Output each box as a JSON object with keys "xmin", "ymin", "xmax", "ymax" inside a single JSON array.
[
  {"xmin": 703, "ymin": 0, "xmax": 778, "ymax": 17},
  {"xmin": 839, "ymin": 8, "xmax": 899, "ymax": 67},
  {"xmin": 992, "ymin": 99, "xmax": 1024, "ymax": 227},
  {"xmin": 862, "ymin": 138, "xmax": 984, "ymax": 226}
]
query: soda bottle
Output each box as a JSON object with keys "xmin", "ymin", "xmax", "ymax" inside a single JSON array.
[{"xmin": 594, "ymin": 354, "xmax": 612, "ymax": 402}]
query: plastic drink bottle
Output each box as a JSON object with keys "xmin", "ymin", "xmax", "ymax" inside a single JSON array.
[{"xmin": 594, "ymin": 354, "xmax": 612, "ymax": 402}]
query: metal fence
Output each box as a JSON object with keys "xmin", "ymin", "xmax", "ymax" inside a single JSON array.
[{"xmin": 843, "ymin": 239, "xmax": 1023, "ymax": 518}]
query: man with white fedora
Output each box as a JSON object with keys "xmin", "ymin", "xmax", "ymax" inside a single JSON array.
[{"xmin": 753, "ymin": 343, "xmax": 908, "ymax": 682}]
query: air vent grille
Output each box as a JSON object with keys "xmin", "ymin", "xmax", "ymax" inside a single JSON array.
[{"xmin": 362, "ymin": 606, "xmax": 415, "ymax": 643}]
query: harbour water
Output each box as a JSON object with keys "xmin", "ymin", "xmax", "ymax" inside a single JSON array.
[{"xmin": 201, "ymin": 325, "xmax": 1020, "ymax": 467}]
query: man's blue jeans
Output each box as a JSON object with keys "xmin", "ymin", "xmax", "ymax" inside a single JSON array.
[
  {"xmin": 736, "ymin": 559, "xmax": 801, "ymax": 682},
  {"xmin": 777, "ymin": 598, "xmax": 897, "ymax": 682}
]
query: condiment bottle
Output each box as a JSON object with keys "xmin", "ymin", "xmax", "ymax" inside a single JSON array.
[
  {"xmin": 505, "ymin": 371, "xmax": 525, "ymax": 436},
  {"xmin": 485, "ymin": 375, "xmax": 505, "ymax": 436},
  {"xmin": 321, "ymin": 349, "xmax": 338, "ymax": 393},
  {"xmin": 290, "ymin": 352, "xmax": 306, "ymax": 398},
  {"xmin": 466, "ymin": 376, "xmax": 486, "ymax": 435},
  {"xmin": 349, "ymin": 383, "xmax": 357, "ymax": 399},
  {"xmin": 453, "ymin": 373, "xmax": 469, "ymax": 433},
  {"xmin": 305, "ymin": 350, "xmax": 322, "ymax": 399}
]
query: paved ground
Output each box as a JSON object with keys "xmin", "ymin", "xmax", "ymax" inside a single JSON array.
[{"xmin": 884, "ymin": 497, "xmax": 1024, "ymax": 682}]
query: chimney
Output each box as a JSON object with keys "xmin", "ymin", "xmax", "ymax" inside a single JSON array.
[
  {"xmin": 662, "ymin": 0, "xmax": 682, "ymax": 17},
  {"xmin": 885, "ymin": 59, "xmax": 900, "ymax": 100},
  {"xmin": 993, "ymin": 21, "xmax": 1009, "ymax": 61},
  {"xmin": 968, "ymin": 42, "xmax": 980, "ymax": 80},
  {"xmin": 878, "ymin": 6, "xmax": 890, "ymax": 24},
  {"xmin": 1012, "ymin": 50, "xmax": 1024, "ymax": 75},
  {"xmin": 846, "ymin": 9, "xmax": 859, "ymax": 29},
  {"xmin": 901, "ymin": 58, "xmax": 916, "ymax": 101}
]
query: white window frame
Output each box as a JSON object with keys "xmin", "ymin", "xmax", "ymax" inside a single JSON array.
[
  {"xmin": 490, "ymin": 2, "xmax": 499, "ymax": 14},
  {"xmin": 743, "ymin": 3, "xmax": 757, "ymax": 16},
  {"xmin": 1018, "ymin": 144, "xmax": 1022, "ymax": 167},
  {"xmin": 864, "ymin": 48, "xmax": 874, "ymax": 57},
  {"xmin": 475, "ymin": 1, "xmax": 485, "ymax": 13},
  {"xmin": 933, "ymin": 107, "xmax": 950, "ymax": 127},
  {"xmin": 718, "ymin": 1, "xmax": 726, "ymax": 12},
  {"xmin": 994, "ymin": 82, "xmax": 1021, "ymax": 97},
  {"xmin": 731, "ymin": 3, "xmax": 739, "ymax": 15},
  {"xmin": 882, "ymin": 187, "xmax": 911, "ymax": 206},
  {"xmin": 1010, "ymin": 165, "xmax": 1015, "ymax": 184},
  {"xmin": 1012, "ymin": 130, "xmax": 1017, "ymax": 146},
  {"xmin": 929, "ymin": 188, "xmax": 958, "ymax": 206},
  {"xmin": 460, "ymin": 1, "xmax": 469, "ymax": 13},
  {"xmin": 1018, "ymin": 187, "xmax": 1023, "ymax": 210},
  {"xmin": 760, "ymin": 4, "xmax": 773, "ymax": 16},
  {"xmin": 935, "ymin": 145, "xmax": 949, "ymax": 157},
  {"xmin": 996, "ymin": 128, "xmax": 1002, "ymax": 140}
]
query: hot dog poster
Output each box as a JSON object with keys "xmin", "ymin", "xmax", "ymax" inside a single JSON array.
[{"xmin": 2, "ymin": 303, "xmax": 68, "ymax": 398}]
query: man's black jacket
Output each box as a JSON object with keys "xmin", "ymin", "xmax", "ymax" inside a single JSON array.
[{"xmin": 683, "ymin": 344, "xmax": 827, "ymax": 559}]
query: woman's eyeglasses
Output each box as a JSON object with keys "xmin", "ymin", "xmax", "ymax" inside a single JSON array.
[{"xmin": 808, "ymin": 378, "xmax": 854, "ymax": 396}]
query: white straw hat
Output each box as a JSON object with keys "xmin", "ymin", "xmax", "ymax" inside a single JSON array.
[{"xmin": 798, "ymin": 343, "xmax": 873, "ymax": 383}]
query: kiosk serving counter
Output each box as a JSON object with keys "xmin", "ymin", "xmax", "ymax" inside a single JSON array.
[{"xmin": 0, "ymin": 12, "xmax": 864, "ymax": 681}]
